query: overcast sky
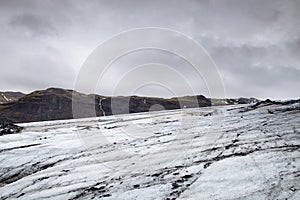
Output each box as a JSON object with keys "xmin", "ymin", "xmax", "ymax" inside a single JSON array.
[{"xmin": 0, "ymin": 0, "xmax": 299, "ymax": 99}]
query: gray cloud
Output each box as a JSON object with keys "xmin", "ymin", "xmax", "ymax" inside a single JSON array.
[
  {"xmin": 9, "ymin": 13, "xmax": 57, "ymax": 37},
  {"xmin": 0, "ymin": 0, "xmax": 299, "ymax": 99}
]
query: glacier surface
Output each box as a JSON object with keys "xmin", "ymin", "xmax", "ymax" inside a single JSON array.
[{"xmin": 0, "ymin": 103, "xmax": 299, "ymax": 199}]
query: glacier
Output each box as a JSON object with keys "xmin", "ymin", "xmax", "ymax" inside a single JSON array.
[{"xmin": 0, "ymin": 102, "xmax": 299, "ymax": 199}]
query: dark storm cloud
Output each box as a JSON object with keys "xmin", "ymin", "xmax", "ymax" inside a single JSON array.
[{"xmin": 0, "ymin": 0, "xmax": 299, "ymax": 99}]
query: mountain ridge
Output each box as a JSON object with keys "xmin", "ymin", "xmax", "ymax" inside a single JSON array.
[{"xmin": 0, "ymin": 88, "xmax": 258, "ymax": 123}]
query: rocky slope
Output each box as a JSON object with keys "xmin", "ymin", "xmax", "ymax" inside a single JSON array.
[
  {"xmin": 0, "ymin": 88, "xmax": 99, "ymax": 123},
  {"xmin": 0, "ymin": 92, "xmax": 24, "ymax": 104},
  {"xmin": 0, "ymin": 101, "xmax": 299, "ymax": 199},
  {"xmin": 0, "ymin": 122, "xmax": 23, "ymax": 136},
  {"xmin": 0, "ymin": 88, "xmax": 257, "ymax": 123}
]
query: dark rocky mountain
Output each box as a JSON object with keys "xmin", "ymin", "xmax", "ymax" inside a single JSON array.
[
  {"xmin": 209, "ymin": 97, "xmax": 258, "ymax": 106},
  {"xmin": 0, "ymin": 92, "xmax": 25, "ymax": 104},
  {"xmin": 0, "ymin": 88, "xmax": 96, "ymax": 123},
  {"xmin": 0, "ymin": 88, "xmax": 257, "ymax": 123}
]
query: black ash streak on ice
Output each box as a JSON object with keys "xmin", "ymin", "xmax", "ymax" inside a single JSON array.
[{"xmin": 0, "ymin": 101, "xmax": 299, "ymax": 199}]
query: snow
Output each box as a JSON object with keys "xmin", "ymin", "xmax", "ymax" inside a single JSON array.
[
  {"xmin": 0, "ymin": 103, "xmax": 299, "ymax": 199},
  {"xmin": 99, "ymin": 98, "xmax": 106, "ymax": 116},
  {"xmin": 1, "ymin": 94, "xmax": 9, "ymax": 102}
]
